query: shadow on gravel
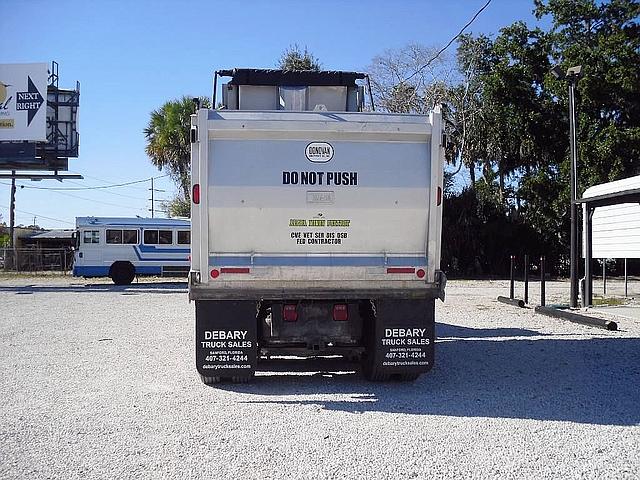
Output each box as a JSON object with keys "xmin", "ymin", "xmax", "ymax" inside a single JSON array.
[
  {"xmin": 223, "ymin": 331, "xmax": 640, "ymax": 426},
  {"xmin": 436, "ymin": 322, "xmax": 544, "ymax": 338},
  {"xmin": 0, "ymin": 282, "xmax": 186, "ymax": 295}
]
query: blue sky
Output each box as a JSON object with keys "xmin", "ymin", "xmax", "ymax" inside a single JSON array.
[{"xmin": 1, "ymin": 0, "xmax": 546, "ymax": 228}]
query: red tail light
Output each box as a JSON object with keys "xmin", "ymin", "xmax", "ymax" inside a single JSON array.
[
  {"xmin": 220, "ymin": 267, "xmax": 250, "ymax": 274},
  {"xmin": 416, "ymin": 269, "xmax": 426, "ymax": 278},
  {"xmin": 387, "ymin": 267, "xmax": 415, "ymax": 274},
  {"xmin": 437, "ymin": 186, "xmax": 442, "ymax": 206},
  {"xmin": 333, "ymin": 304, "xmax": 348, "ymax": 321},
  {"xmin": 283, "ymin": 304, "xmax": 298, "ymax": 322},
  {"xmin": 192, "ymin": 184, "xmax": 200, "ymax": 204}
]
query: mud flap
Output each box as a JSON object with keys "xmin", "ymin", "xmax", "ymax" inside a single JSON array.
[
  {"xmin": 366, "ymin": 298, "xmax": 435, "ymax": 378},
  {"xmin": 195, "ymin": 300, "xmax": 257, "ymax": 379}
]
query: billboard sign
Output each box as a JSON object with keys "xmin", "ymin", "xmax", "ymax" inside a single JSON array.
[{"xmin": 0, "ymin": 63, "xmax": 48, "ymax": 141}]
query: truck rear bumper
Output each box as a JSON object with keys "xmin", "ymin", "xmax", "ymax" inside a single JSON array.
[{"xmin": 189, "ymin": 279, "xmax": 445, "ymax": 301}]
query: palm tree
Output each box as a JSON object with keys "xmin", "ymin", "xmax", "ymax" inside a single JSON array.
[{"xmin": 144, "ymin": 96, "xmax": 209, "ymax": 203}]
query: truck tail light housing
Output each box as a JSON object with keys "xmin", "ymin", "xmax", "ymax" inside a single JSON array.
[
  {"xmin": 387, "ymin": 267, "xmax": 415, "ymax": 274},
  {"xmin": 333, "ymin": 304, "xmax": 348, "ymax": 321},
  {"xmin": 192, "ymin": 184, "xmax": 200, "ymax": 204},
  {"xmin": 283, "ymin": 304, "xmax": 298, "ymax": 322},
  {"xmin": 437, "ymin": 186, "xmax": 442, "ymax": 206}
]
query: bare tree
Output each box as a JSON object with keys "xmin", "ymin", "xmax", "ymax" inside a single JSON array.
[{"xmin": 367, "ymin": 43, "xmax": 457, "ymax": 114}]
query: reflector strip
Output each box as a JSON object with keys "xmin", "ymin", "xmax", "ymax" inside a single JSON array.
[
  {"xmin": 386, "ymin": 267, "xmax": 416, "ymax": 274},
  {"xmin": 220, "ymin": 267, "xmax": 250, "ymax": 274}
]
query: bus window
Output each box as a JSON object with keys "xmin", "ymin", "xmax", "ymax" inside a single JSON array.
[
  {"xmin": 123, "ymin": 230, "xmax": 138, "ymax": 244},
  {"xmin": 106, "ymin": 229, "xmax": 123, "ymax": 244},
  {"xmin": 177, "ymin": 230, "xmax": 190, "ymax": 245},
  {"xmin": 144, "ymin": 230, "xmax": 158, "ymax": 244},
  {"xmin": 83, "ymin": 230, "xmax": 100, "ymax": 244},
  {"xmin": 159, "ymin": 230, "xmax": 173, "ymax": 245}
]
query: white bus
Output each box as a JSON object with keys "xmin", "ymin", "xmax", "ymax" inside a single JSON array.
[{"xmin": 73, "ymin": 217, "xmax": 190, "ymax": 284}]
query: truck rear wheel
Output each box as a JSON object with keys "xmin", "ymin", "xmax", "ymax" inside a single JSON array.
[
  {"xmin": 200, "ymin": 375, "xmax": 221, "ymax": 385},
  {"xmin": 109, "ymin": 261, "xmax": 135, "ymax": 285},
  {"xmin": 362, "ymin": 357, "xmax": 391, "ymax": 381}
]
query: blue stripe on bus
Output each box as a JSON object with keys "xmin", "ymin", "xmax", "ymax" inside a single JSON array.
[
  {"xmin": 73, "ymin": 266, "xmax": 110, "ymax": 277},
  {"xmin": 73, "ymin": 265, "xmax": 163, "ymax": 277},
  {"xmin": 137, "ymin": 244, "xmax": 190, "ymax": 254},
  {"xmin": 208, "ymin": 255, "xmax": 427, "ymax": 267},
  {"xmin": 132, "ymin": 246, "xmax": 190, "ymax": 262}
]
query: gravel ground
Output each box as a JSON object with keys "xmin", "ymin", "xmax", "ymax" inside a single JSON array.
[{"xmin": 0, "ymin": 277, "xmax": 639, "ymax": 479}]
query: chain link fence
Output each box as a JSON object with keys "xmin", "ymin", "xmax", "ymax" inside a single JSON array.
[{"xmin": 1, "ymin": 248, "xmax": 74, "ymax": 273}]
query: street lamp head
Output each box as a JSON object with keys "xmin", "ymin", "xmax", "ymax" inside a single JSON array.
[
  {"xmin": 550, "ymin": 65, "xmax": 565, "ymax": 80},
  {"xmin": 566, "ymin": 65, "xmax": 583, "ymax": 78}
]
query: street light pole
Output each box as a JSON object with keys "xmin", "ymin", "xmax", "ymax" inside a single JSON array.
[
  {"xmin": 568, "ymin": 72, "xmax": 580, "ymax": 308},
  {"xmin": 551, "ymin": 64, "xmax": 582, "ymax": 308}
]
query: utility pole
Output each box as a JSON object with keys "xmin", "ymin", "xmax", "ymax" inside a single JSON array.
[
  {"xmin": 150, "ymin": 177, "xmax": 154, "ymax": 218},
  {"xmin": 9, "ymin": 170, "xmax": 16, "ymax": 248},
  {"xmin": 148, "ymin": 177, "xmax": 165, "ymax": 218}
]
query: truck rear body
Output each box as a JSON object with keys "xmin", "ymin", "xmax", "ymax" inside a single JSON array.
[{"xmin": 189, "ymin": 69, "xmax": 445, "ymax": 383}]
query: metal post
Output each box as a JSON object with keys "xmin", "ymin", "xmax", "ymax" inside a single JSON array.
[
  {"xmin": 540, "ymin": 256, "xmax": 546, "ymax": 307},
  {"xmin": 524, "ymin": 254, "xmax": 529, "ymax": 304},
  {"xmin": 510, "ymin": 255, "xmax": 515, "ymax": 299},
  {"xmin": 569, "ymin": 78, "xmax": 579, "ymax": 308},
  {"xmin": 624, "ymin": 258, "xmax": 628, "ymax": 297},
  {"xmin": 583, "ymin": 204, "xmax": 593, "ymax": 308},
  {"xmin": 602, "ymin": 260, "xmax": 606, "ymax": 296},
  {"xmin": 150, "ymin": 177, "xmax": 154, "ymax": 218}
]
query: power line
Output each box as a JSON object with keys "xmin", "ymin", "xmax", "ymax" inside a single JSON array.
[
  {"xmin": 8, "ymin": 174, "xmax": 169, "ymax": 191},
  {"xmin": 68, "ymin": 171, "xmax": 159, "ymax": 192},
  {"xmin": 40, "ymin": 188, "xmax": 148, "ymax": 212},
  {"xmin": 0, "ymin": 204, "xmax": 74, "ymax": 226},
  {"xmin": 404, "ymin": 0, "xmax": 492, "ymax": 83},
  {"xmin": 63, "ymin": 179, "xmax": 148, "ymax": 200}
]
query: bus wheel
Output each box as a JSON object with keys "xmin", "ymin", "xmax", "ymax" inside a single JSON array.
[{"xmin": 109, "ymin": 261, "xmax": 135, "ymax": 285}]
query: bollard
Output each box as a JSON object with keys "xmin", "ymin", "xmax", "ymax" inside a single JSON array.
[
  {"xmin": 535, "ymin": 305, "xmax": 617, "ymax": 331},
  {"xmin": 524, "ymin": 254, "xmax": 529, "ymax": 305},
  {"xmin": 624, "ymin": 258, "xmax": 628, "ymax": 297},
  {"xmin": 540, "ymin": 256, "xmax": 546, "ymax": 307},
  {"xmin": 509, "ymin": 255, "xmax": 515, "ymax": 299},
  {"xmin": 498, "ymin": 296, "xmax": 525, "ymax": 308}
]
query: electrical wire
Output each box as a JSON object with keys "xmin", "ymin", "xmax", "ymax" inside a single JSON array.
[
  {"xmin": 40, "ymin": 189, "xmax": 148, "ymax": 212},
  {"xmin": 8, "ymin": 174, "xmax": 169, "ymax": 191},
  {"xmin": 0, "ymin": 204, "xmax": 75, "ymax": 226},
  {"xmin": 404, "ymin": 0, "xmax": 492, "ymax": 83}
]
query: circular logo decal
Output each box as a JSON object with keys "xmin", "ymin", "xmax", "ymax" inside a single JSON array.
[{"xmin": 305, "ymin": 142, "xmax": 334, "ymax": 163}]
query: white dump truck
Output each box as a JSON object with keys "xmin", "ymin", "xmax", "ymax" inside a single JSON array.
[{"xmin": 189, "ymin": 69, "xmax": 446, "ymax": 383}]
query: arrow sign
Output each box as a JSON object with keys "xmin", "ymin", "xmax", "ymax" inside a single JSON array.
[{"xmin": 16, "ymin": 76, "xmax": 44, "ymax": 126}]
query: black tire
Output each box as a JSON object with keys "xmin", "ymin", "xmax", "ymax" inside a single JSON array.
[
  {"xmin": 230, "ymin": 376, "xmax": 252, "ymax": 384},
  {"xmin": 362, "ymin": 356, "xmax": 391, "ymax": 381},
  {"xmin": 200, "ymin": 375, "xmax": 221, "ymax": 385},
  {"xmin": 109, "ymin": 261, "xmax": 135, "ymax": 285}
]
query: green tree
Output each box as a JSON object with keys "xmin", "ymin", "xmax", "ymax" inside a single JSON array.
[
  {"xmin": 278, "ymin": 44, "xmax": 322, "ymax": 71},
  {"xmin": 535, "ymin": 0, "xmax": 640, "ymax": 188},
  {"xmin": 144, "ymin": 96, "xmax": 210, "ymax": 216}
]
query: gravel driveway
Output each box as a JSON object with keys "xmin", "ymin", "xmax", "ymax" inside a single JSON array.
[{"xmin": 1, "ymin": 277, "xmax": 638, "ymax": 479}]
